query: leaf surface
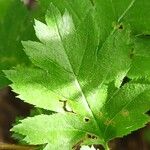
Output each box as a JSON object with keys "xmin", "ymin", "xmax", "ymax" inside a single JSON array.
[
  {"xmin": 11, "ymin": 83, "xmax": 150, "ymax": 149},
  {"xmin": 0, "ymin": 0, "xmax": 48, "ymax": 89},
  {"xmin": 4, "ymin": 1, "xmax": 150, "ymax": 150},
  {"xmin": 128, "ymin": 37, "xmax": 150, "ymax": 80}
]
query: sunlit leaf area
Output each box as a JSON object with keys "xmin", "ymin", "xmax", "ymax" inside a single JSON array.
[{"xmin": 0, "ymin": 0, "xmax": 150, "ymax": 150}]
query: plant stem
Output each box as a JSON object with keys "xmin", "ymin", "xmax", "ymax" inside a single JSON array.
[
  {"xmin": 0, "ymin": 143, "xmax": 37, "ymax": 150},
  {"xmin": 104, "ymin": 143, "xmax": 110, "ymax": 150}
]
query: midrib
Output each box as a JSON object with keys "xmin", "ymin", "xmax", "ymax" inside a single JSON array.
[
  {"xmin": 51, "ymin": 0, "xmax": 136, "ymax": 141},
  {"xmin": 51, "ymin": 6, "xmax": 103, "ymax": 137}
]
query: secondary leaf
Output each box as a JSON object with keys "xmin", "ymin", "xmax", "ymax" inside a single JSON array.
[
  {"xmin": 0, "ymin": 0, "xmax": 48, "ymax": 89},
  {"xmin": 128, "ymin": 36, "xmax": 150, "ymax": 80},
  {"xmin": 0, "ymin": 0, "xmax": 32, "ymax": 88},
  {"xmin": 94, "ymin": 0, "xmax": 150, "ymax": 40}
]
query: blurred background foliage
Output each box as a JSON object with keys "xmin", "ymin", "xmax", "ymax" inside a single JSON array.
[{"xmin": 0, "ymin": 0, "xmax": 49, "ymax": 89}]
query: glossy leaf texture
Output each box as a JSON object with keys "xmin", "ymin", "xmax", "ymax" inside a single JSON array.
[{"xmin": 4, "ymin": 0, "xmax": 150, "ymax": 150}]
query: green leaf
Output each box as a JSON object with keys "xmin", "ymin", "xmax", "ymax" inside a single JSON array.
[
  {"xmin": 128, "ymin": 36, "xmax": 150, "ymax": 80},
  {"xmin": 4, "ymin": 1, "xmax": 150, "ymax": 150},
  {"xmin": 94, "ymin": 0, "xmax": 150, "ymax": 40},
  {"xmin": 11, "ymin": 113, "xmax": 97, "ymax": 150},
  {"xmin": 0, "ymin": 0, "xmax": 48, "ymax": 89},
  {"xmin": 0, "ymin": 0, "xmax": 13, "ymax": 19},
  {"xmin": 10, "ymin": 83, "xmax": 150, "ymax": 150},
  {"xmin": 5, "ymin": 4, "xmax": 132, "ymax": 113},
  {"xmin": 40, "ymin": 0, "xmax": 93, "ymax": 25},
  {"xmin": 0, "ymin": 0, "xmax": 32, "ymax": 88}
]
